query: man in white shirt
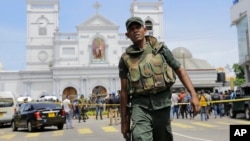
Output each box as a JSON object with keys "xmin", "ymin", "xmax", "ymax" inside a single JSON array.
[
  {"xmin": 62, "ymin": 95, "xmax": 73, "ymax": 129},
  {"xmin": 171, "ymin": 90, "xmax": 180, "ymax": 120}
]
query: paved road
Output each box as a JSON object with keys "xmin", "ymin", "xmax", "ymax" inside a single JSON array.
[{"xmin": 0, "ymin": 115, "xmax": 249, "ymax": 141}]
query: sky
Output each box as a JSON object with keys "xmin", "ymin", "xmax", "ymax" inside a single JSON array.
[{"xmin": 0, "ymin": 0, "xmax": 238, "ymax": 71}]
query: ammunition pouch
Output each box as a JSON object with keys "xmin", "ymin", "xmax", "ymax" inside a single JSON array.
[{"xmin": 124, "ymin": 36, "xmax": 176, "ymax": 95}]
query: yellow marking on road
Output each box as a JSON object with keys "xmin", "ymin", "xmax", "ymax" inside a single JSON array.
[
  {"xmin": 0, "ymin": 134, "xmax": 16, "ymax": 140},
  {"xmin": 191, "ymin": 122, "xmax": 217, "ymax": 128},
  {"xmin": 230, "ymin": 120, "xmax": 250, "ymax": 125},
  {"xmin": 216, "ymin": 121, "xmax": 231, "ymax": 125},
  {"xmin": 102, "ymin": 126, "xmax": 119, "ymax": 132},
  {"xmin": 25, "ymin": 133, "xmax": 40, "ymax": 138},
  {"xmin": 52, "ymin": 130, "xmax": 64, "ymax": 136},
  {"xmin": 171, "ymin": 122, "xmax": 194, "ymax": 128},
  {"xmin": 78, "ymin": 128, "xmax": 93, "ymax": 134}
]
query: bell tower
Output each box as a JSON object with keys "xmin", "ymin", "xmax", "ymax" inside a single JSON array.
[
  {"xmin": 130, "ymin": 0, "xmax": 164, "ymax": 42},
  {"xmin": 26, "ymin": 0, "xmax": 59, "ymax": 70}
]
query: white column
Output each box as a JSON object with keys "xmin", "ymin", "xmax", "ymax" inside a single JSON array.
[
  {"xmin": 112, "ymin": 77, "xmax": 116, "ymax": 93},
  {"xmin": 25, "ymin": 81, "xmax": 31, "ymax": 97},
  {"xmin": 85, "ymin": 78, "xmax": 89, "ymax": 98},
  {"xmin": 53, "ymin": 78, "xmax": 61, "ymax": 101},
  {"xmin": 80, "ymin": 77, "xmax": 83, "ymax": 96},
  {"xmin": 53, "ymin": 78, "xmax": 56, "ymax": 96}
]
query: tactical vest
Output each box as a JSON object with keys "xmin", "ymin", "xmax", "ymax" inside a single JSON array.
[{"xmin": 122, "ymin": 37, "xmax": 176, "ymax": 95}]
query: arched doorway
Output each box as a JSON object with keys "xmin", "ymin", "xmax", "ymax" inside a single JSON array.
[
  {"xmin": 62, "ymin": 87, "xmax": 77, "ymax": 102},
  {"xmin": 90, "ymin": 85, "xmax": 107, "ymax": 104}
]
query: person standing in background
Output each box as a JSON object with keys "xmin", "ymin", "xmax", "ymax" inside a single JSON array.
[
  {"xmin": 204, "ymin": 90, "xmax": 212, "ymax": 119},
  {"xmin": 186, "ymin": 92, "xmax": 193, "ymax": 119},
  {"xmin": 108, "ymin": 93, "xmax": 119, "ymax": 125},
  {"xmin": 116, "ymin": 90, "xmax": 121, "ymax": 120},
  {"xmin": 212, "ymin": 89, "xmax": 222, "ymax": 118},
  {"xmin": 230, "ymin": 90, "xmax": 236, "ymax": 100},
  {"xmin": 199, "ymin": 90, "xmax": 208, "ymax": 121},
  {"xmin": 79, "ymin": 95, "xmax": 87, "ymax": 122},
  {"xmin": 62, "ymin": 95, "xmax": 74, "ymax": 129},
  {"xmin": 95, "ymin": 94, "xmax": 105, "ymax": 120},
  {"xmin": 171, "ymin": 89, "xmax": 180, "ymax": 120},
  {"xmin": 179, "ymin": 89, "xmax": 188, "ymax": 119},
  {"xmin": 106, "ymin": 93, "xmax": 112, "ymax": 118},
  {"xmin": 73, "ymin": 99, "xmax": 80, "ymax": 120}
]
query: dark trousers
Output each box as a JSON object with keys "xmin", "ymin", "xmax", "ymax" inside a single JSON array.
[
  {"xmin": 172, "ymin": 105, "xmax": 179, "ymax": 119},
  {"xmin": 95, "ymin": 106, "xmax": 103, "ymax": 120},
  {"xmin": 180, "ymin": 105, "xmax": 188, "ymax": 119},
  {"xmin": 131, "ymin": 106, "xmax": 173, "ymax": 141}
]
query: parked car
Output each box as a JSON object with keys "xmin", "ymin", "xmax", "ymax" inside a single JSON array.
[
  {"xmin": 37, "ymin": 95, "xmax": 58, "ymax": 102},
  {"xmin": 0, "ymin": 91, "xmax": 18, "ymax": 126},
  {"xmin": 17, "ymin": 96, "xmax": 33, "ymax": 107},
  {"xmin": 228, "ymin": 86, "xmax": 250, "ymax": 120},
  {"xmin": 11, "ymin": 102, "xmax": 65, "ymax": 132}
]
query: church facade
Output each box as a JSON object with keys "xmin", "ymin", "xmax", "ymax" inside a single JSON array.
[{"xmin": 0, "ymin": 0, "xmax": 222, "ymax": 101}]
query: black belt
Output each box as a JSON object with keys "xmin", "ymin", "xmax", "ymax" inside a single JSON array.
[{"xmin": 130, "ymin": 87, "xmax": 169, "ymax": 96}]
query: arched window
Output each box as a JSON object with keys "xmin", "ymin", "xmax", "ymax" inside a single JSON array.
[
  {"xmin": 145, "ymin": 20, "xmax": 153, "ymax": 36},
  {"xmin": 37, "ymin": 16, "xmax": 48, "ymax": 36}
]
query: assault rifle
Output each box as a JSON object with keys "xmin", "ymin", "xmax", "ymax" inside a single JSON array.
[
  {"xmin": 125, "ymin": 96, "xmax": 132, "ymax": 141},
  {"xmin": 125, "ymin": 73, "xmax": 132, "ymax": 141},
  {"xmin": 126, "ymin": 132, "xmax": 131, "ymax": 141}
]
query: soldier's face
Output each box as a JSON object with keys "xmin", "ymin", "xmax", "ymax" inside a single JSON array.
[{"xmin": 126, "ymin": 23, "xmax": 146, "ymax": 43}]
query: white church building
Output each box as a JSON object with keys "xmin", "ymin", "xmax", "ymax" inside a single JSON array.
[{"xmin": 0, "ymin": 0, "xmax": 222, "ymax": 101}]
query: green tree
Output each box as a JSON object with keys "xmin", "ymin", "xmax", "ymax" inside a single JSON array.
[{"xmin": 233, "ymin": 63, "xmax": 245, "ymax": 86}]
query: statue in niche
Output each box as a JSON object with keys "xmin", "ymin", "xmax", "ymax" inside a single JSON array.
[{"xmin": 92, "ymin": 37, "xmax": 105, "ymax": 60}]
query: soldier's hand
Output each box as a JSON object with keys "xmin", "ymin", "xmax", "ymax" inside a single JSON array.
[{"xmin": 191, "ymin": 96, "xmax": 200, "ymax": 116}]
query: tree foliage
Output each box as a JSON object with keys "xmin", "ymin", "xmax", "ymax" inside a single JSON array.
[{"xmin": 233, "ymin": 63, "xmax": 245, "ymax": 86}]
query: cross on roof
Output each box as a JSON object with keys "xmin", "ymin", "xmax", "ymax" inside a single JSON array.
[{"xmin": 93, "ymin": 1, "xmax": 102, "ymax": 14}]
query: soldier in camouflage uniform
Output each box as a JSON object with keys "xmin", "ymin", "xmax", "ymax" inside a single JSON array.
[
  {"xmin": 118, "ymin": 16, "xmax": 200, "ymax": 141},
  {"xmin": 78, "ymin": 95, "xmax": 87, "ymax": 122}
]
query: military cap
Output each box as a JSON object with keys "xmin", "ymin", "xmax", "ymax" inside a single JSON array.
[{"xmin": 126, "ymin": 16, "xmax": 144, "ymax": 29}]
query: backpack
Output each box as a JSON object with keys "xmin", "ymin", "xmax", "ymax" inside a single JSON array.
[{"xmin": 212, "ymin": 93, "xmax": 220, "ymax": 100}]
